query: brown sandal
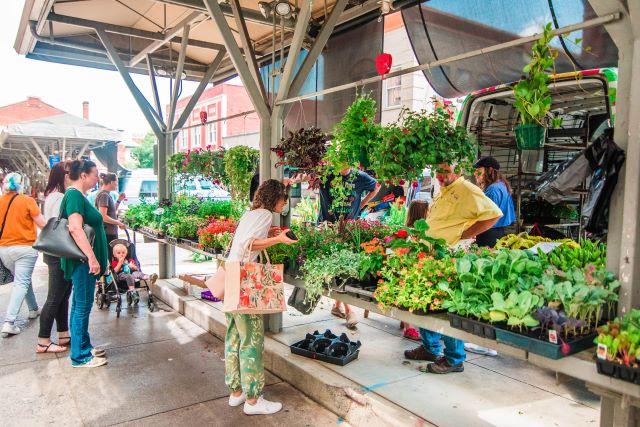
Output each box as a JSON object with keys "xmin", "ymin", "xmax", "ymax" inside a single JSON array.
[{"xmin": 36, "ymin": 343, "xmax": 67, "ymax": 354}]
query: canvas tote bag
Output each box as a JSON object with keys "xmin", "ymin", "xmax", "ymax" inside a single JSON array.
[{"xmin": 223, "ymin": 246, "xmax": 286, "ymax": 315}]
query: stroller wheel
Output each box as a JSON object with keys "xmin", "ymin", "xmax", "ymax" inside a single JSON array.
[
  {"xmin": 126, "ymin": 292, "xmax": 133, "ymax": 307},
  {"xmin": 97, "ymin": 293, "xmax": 105, "ymax": 309},
  {"xmin": 148, "ymin": 302, "xmax": 155, "ymax": 312}
]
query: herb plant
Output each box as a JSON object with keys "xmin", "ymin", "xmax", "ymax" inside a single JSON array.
[
  {"xmin": 513, "ymin": 23, "xmax": 562, "ymax": 128},
  {"xmin": 596, "ymin": 310, "xmax": 640, "ymax": 366},
  {"xmin": 300, "ymin": 249, "xmax": 368, "ymax": 302}
]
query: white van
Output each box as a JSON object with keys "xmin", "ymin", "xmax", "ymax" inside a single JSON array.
[{"xmin": 120, "ymin": 169, "xmax": 230, "ymax": 207}]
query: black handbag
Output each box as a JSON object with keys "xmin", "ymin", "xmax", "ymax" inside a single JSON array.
[
  {"xmin": 33, "ymin": 195, "xmax": 95, "ymax": 262},
  {"xmin": 0, "ymin": 194, "xmax": 18, "ymax": 285}
]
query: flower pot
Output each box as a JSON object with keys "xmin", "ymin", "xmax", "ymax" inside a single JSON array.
[{"xmin": 515, "ymin": 123, "xmax": 545, "ymax": 150}]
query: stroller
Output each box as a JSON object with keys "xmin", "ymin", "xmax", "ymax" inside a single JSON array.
[{"xmin": 95, "ymin": 229, "xmax": 156, "ymax": 317}]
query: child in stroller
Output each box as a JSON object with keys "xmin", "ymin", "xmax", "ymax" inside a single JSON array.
[{"xmin": 112, "ymin": 243, "xmax": 158, "ymax": 304}]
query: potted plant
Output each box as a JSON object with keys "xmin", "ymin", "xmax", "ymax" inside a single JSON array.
[
  {"xmin": 300, "ymin": 249, "xmax": 368, "ymax": 302},
  {"xmin": 224, "ymin": 145, "xmax": 259, "ymax": 202},
  {"xmin": 595, "ymin": 310, "xmax": 640, "ymax": 384},
  {"xmin": 272, "ymin": 126, "xmax": 330, "ymax": 179},
  {"xmin": 512, "ymin": 23, "xmax": 562, "ymax": 150},
  {"xmin": 370, "ymin": 108, "xmax": 475, "ymax": 182}
]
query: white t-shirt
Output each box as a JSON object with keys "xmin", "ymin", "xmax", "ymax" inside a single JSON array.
[
  {"xmin": 226, "ymin": 209, "xmax": 273, "ymax": 262},
  {"xmin": 43, "ymin": 192, "xmax": 64, "ymax": 222}
]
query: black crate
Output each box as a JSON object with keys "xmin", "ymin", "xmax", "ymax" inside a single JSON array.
[
  {"xmin": 448, "ymin": 313, "xmax": 497, "ymax": 340},
  {"xmin": 290, "ymin": 339, "xmax": 360, "ymax": 366},
  {"xmin": 595, "ymin": 358, "xmax": 640, "ymax": 384},
  {"xmin": 495, "ymin": 328, "xmax": 596, "ymax": 359}
]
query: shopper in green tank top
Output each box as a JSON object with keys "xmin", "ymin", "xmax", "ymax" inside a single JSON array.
[{"xmin": 61, "ymin": 159, "xmax": 109, "ymax": 368}]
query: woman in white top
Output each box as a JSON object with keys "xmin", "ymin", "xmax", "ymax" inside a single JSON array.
[
  {"xmin": 225, "ymin": 179, "xmax": 296, "ymax": 416},
  {"xmin": 36, "ymin": 161, "xmax": 72, "ymax": 353}
]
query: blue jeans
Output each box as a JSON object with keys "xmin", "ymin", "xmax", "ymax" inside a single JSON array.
[
  {"xmin": 70, "ymin": 263, "xmax": 96, "ymax": 366},
  {"xmin": 419, "ymin": 328, "xmax": 466, "ymax": 366},
  {"xmin": 0, "ymin": 246, "xmax": 39, "ymax": 323}
]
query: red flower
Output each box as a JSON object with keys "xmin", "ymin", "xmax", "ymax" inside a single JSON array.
[
  {"xmin": 398, "ymin": 179, "xmax": 406, "ymax": 186},
  {"xmin": 240, "ymin": 295, "xmax": 250, "ymax": 307},
  {"xmin": 362, "ymin": 118, "xmax": 368, "ymax": 122},
  {"xmin": 396, "ymin": 229, "xmax": 408, "ymax": 238},
  {"xmin": 402, "ymin": 129, "xmax": 409, "ymax": 133},
  {"xmin": 271, "ymin": 271, "xmax": 282, "ymax": 282},
  {"xmin": 412, "ymin": 181, "xmax": 419, "ymax": 188},
  {"xmin": 417, "ymin": 252, "xmax": 426, "ymax": 259}
]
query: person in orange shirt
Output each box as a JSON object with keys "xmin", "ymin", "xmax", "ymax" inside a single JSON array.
[{"xmin": 0, "ymin": 173, "xmax": 46, "ymax": 337}]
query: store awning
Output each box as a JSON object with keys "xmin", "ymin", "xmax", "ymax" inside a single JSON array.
[{"xmin": 402, "ymin": 0, "xmax": 618, "ymax": 98}]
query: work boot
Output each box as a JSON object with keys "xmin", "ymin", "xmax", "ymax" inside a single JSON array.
[
  {"xmin": 426, "ymin": 357, "xmax": 464, "ymax": 374},
  {"xmin": 404, "ymin": 345, "xmax": 439, "ymax": 361}
]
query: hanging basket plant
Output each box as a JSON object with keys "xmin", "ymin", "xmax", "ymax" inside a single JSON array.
[
  {"xmin": 224, "ymin": 145, "xmax": 259, "ymax": 202},
  {"xmin": 167, "ymin": 146, "xmax": 228, "ymax": 185},
  {"xmin": 513, "ymin": 23, "xmax": 562, "ymax": 150},
  {"xmin": 369, "ymin": 108, "xmax": 476, "ymax": 183},
  {"xmin": 271, "ymin": 126, "xmax": 330, "ymax": 179},
  {"xmin": 326, "ymin": 93, "xmax": 381, "ymax": 171}
]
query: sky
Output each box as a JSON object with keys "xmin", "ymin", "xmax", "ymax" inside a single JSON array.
[{"xmin": 0, "ymin": 0, "xmax": 205, "ymax": 135}]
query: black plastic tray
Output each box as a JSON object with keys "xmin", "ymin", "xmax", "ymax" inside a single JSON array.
[
  {"xmin": 596, "ymin": 358, "xmax": 640, "ymax": 384},
  {"xmin": 290, "ymin": 339, "xmax": 360, "ymax": 366},
  {"xmin": 495, "ymin": 328, "xmax": 596, "ymax": 359},
  {"xmin": 448, "ymin": 313, "xmax": 497, "ymax": 340}
]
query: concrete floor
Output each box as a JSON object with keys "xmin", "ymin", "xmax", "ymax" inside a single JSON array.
[{"xmin": 0, "ymin": 244, "xmax": 340, "ymax": 427}]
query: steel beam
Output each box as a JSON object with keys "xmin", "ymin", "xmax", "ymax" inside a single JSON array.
[
  {"xmin": 77, "ymin": 142, "xmax": 91, "ymax": 158},
  {"xmin": 96, "ymin": 29, "xmax": 165, "ymax": 139},
  {"xmin": 203, "ymin": 0, "xmax": 270, "ymax": 119},
  {"xmin": 29, "ymin": 138, "xmax": 50, "ymax": 166},
  {"xmin": 168, "ymin": 25, "xmax": 191, "ymax": 131},
  {"xmin": 157, "ymin": 0, "xmax": 295, "ymax": 28},
  {"xmin": 286, "ymin": 0, "xmax": 348, "ymax": 101},
  {"xmin": 229, "ymin": 0, "xmax": 268, "ymax": 105},
  {"xmin": 276, "ymin": 0, "xmax": 312, "ymax": 103},
  {"xmin": 146, "ymin": 55, "xmax": 163, "ymax": 120},
  {"xmin": 129, "ymin": 11, "xmax": 203, "ymax": 67},
  {"xmin": 47, "ymin": 13, "xmax": 224, "ymax": 51},
  {"xmin": 175, "ymin": 49, "xmax": 226, "ymax": 131}
]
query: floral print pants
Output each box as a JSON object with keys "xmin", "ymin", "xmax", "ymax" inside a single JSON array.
[{"xmin": 224, "ymin": 313, "xmax": 265, "ymax": 398}]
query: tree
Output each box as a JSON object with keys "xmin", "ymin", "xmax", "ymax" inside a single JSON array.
[{"xmin": 131, "ymin": 131, "xmax": 156, "ymax": 168}]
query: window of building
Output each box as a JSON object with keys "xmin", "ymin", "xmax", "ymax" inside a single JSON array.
[
  {"xmin": 192, "ymin": 126, "xmax": 201, "ymax": 147},
  {"xmin": 180, "ymin": 129, "xmax": 188, "ymax": 149},
  {"xmin": 385, "ymin": 73, "xmax": 402, "ymax": 107},
  {"xmin": 207, "ymin": 122, "xmax": 217, "ymax": 146}
]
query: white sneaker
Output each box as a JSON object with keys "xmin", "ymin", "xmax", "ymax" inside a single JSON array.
[
  {"xmin": 229, "ymin": 392, "xmax": 247, "ymax": 407},
  {"xmin": 91, "ymin": 348, "xmax": 107, "ymax": 358},
  {"xmin": 1, "ymin": 322, "xmax": 20, "ymax": 337},
  {"xmin": 28, "ymin": 309, "xmax": 41, "ymax": 319},
  {"xmin": 72, "ymin": 357, "xmax": 108, "ymax": 368},
  {"xmin": 464, "ymin": 343, "xmax": 498, "ymax": 356},
  {"xmin": 243, "ymin": 396, "xmax": 282, "ymax": 415}
]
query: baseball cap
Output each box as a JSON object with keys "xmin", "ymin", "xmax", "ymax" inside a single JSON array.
[{"xmin": 473, "ymin": 156, "xmax": 501, "ymax": 170}]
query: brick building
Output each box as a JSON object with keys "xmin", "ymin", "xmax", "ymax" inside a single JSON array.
[{"xmin": 172, "ymin": 82, "xmax": 259, "ymax": 153}]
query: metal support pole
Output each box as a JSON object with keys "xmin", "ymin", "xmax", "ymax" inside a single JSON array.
[
  {"xmin": 285, "ymin": 0, "xmax": 348, "ymax": 112},
  {"xmin": 96, "ymin": 29, "xmax": 165, "ymax": 139},
  {"xmin": 29, "ymin": 138, "xmax": 49, "ymax": 166},
  {"xmin": 168, "ymin": 25, "xmax": 190, "ymax": 130},
  {"xmin": 78, "ymin": 142, "xmax": 91, "ymax": 158},
  {"xmin": 158, "ymin": 130, "xmax": 176, "ymax": 279},
  {"xmin": 129, "ymin": 11, "xmax": 203, "ymax": 67},
  {"xmin": 275, "ymin": 0, "xmax": 312, "ymax": 104},
  {"xmin": 229, "ymin": 0, "xmax": 268, "ymax": 104},
  {"xmin": 202, "ymin": 0, "xmax": 270, "ymax": 119},
  {"xmin": 146, "ymin": 55, "xmax": 163, "ymax": 119}
]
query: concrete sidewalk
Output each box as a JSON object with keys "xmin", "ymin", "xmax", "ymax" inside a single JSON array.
[{"xmin": 0, "ymin": 256, "xmax": 339, "ymax": 427}]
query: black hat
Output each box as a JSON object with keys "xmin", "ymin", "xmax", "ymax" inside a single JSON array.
[{"xmin": 473, "ymin": 156, "xmax": 501, "ymax": 170}]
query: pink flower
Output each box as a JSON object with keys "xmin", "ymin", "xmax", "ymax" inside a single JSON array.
[{"xmin": 412, "ymin": 181, "xmax": 419, "ymax": 188}]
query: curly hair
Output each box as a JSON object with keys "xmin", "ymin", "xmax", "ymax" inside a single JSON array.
[{"xmin": 252, "ymin": 179, "xmax": 288, "ymax": 212}]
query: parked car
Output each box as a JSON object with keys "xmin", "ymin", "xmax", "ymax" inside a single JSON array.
[{"xmin": 120, "ymin": 169, "xmax": 230, "ymax": 208}]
